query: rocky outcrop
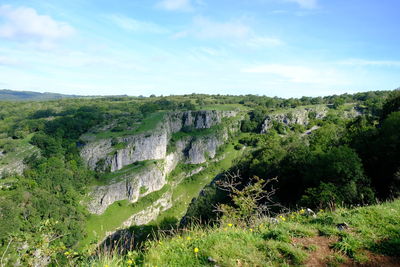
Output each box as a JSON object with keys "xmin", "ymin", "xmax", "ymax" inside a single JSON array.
[
  {"xmin": 0, "ymin": 145, "xmax": 38, "ymax": 178},
  {"xmin": 87, "ymin": 161, "xmax": 167, "ymax": 214},
  {"xmin": 261, "ymin": 106, "xmax": 328, "ymax": 133},
  {"xmin": 185, "ymin": 135, "xmax": 224, "ymax": 164},
  {"xmin": 83, "ymin": 110, "xmax": 240, "ymax": 215},
  {"xmin": 81, "ymin": 110, "xmax": 237, "ymax": 172},
  {"xmin": 122, "ymin": 191, "xmax": 172, "ymax": 227},
  {"xmin": 81, "ymin": 132, "xmax": 168, "ymax": 172}
]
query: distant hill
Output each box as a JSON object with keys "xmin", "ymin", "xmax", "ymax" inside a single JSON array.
[{"xmin": 0, "ymin": 89, "xmax": 80, "ymax": 101}]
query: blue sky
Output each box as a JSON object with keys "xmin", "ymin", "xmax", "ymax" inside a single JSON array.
[{"xmin": 0, "ymin": 0, "xmax": 399, "ymax": 97}]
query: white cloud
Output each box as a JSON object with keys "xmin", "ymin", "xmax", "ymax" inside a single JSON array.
[
  {"xmin": 244, "ymin": 36, "xmax": 284, "ymax": 48},
  {"xmin": 175, "ymin": 16, "xmax": 251, "ymax": 39},
  {"xmin": 0, "ymin": 55, "xmax": 21, "ymax": 66},
  {"xmin": 242, "ymin": 64, "xmax": 341, "ymax": 84},
  {"xmin": 173, "ymin": 17, "xmax": 284, "ymax": 48},
  {"xmin": 0, "ymin": 5, "xmax": 75, "ymax": 43},
  {"xmin": 338, "ymin": 59, "xmax": 400, "ymax": 67},
  {"xmin": 108, "ymin": 14, "xmax": 168, "ymax": 34},
  {"xmin": 283, "ymin": 0, "xmax": 318, "ymax": 9},
  {"xmin": 156, "ymin": 0, "xmax": 193, "ymax": 12}
]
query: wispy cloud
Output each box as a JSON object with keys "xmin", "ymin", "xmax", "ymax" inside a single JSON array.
[
  {"xmin": 156, "ymin": 0, "xmax": 193, "ymax": 12},
  {"xmin": 108, "ymin": 14, "xmax": 168, "ymax": 34},
  {"xmin": 338, "ymin": 59, "xmax": 400, "ymax": 67},
  {"xmin": 242, "ymin": 64, "xmax": 341, "ymax": 84},
  {"xmin": 244, "ymin": 36, "xmax": 284, "ymax": 48},
  {"xmin": 0, "ymin": 5, "xmax": 75, "ymax": 45},
  {"xmin": 174, "ymin": 16, "xmax": 251, "ymax": 39},
  {"xmin": 0, "ymin": 55, "xmax": 21, "ymax": 66},
  {"xmin": 173, "ymin": 16, "xmax": 284, "ymax": 49},
  {"xmin": 283, "ymin": 0, "xmax": 318, "ymax": 9}
]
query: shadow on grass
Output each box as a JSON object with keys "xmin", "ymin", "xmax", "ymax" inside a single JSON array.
[
  {"xmin": 371, "ymin": 236, "xmax": 400, "ymax": 257},
  {"xmin": 98, "ymin": 216, "xmax": 180, "ymax": 253}
]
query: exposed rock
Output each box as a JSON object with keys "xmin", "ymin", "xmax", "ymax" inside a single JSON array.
[
  {"xmin": 80, "ymin": 110, "xmax": 237, "ymax": 172},
  {"xmin": 84, "ymin": 110, "xmax": 241, "ymax": 215},
  {"xmin": 185, "ymin": 135, "xmax": 223, "ymax": 164},
  {"xmin": 122, "ymin": 191, "xmax": 172, "ymax": 227},
  {"xmin": 336, "ymin": 222, "xmax": 349, "ymax": 231},
  {"xmin": 261, "ymin": 106, "xmax": 328, "ymax": 133},
  {"xmin": 87, "ymin": 161, "xmax": 167, "ymax": 214}
]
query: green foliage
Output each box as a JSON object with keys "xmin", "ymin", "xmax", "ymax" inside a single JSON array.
[
  {"xmin": 380, "ymin": 90, "xmax": 400, "ymax": 121},
  {"xmin": 139, "ymin": 186, "xmax": 148, "ymax": 194},
  {"xmin": 87, "ymin": 200, "xmax": 400, "ymax": 266},
  {"xmin": 218, "ymin": 176, "xmax": 273, "ymax": 226},
  {"xmin": 0, "ymin": 90, "xmax": 398, "ymax": 266}
]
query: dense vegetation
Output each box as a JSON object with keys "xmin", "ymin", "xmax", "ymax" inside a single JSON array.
[{"xmin": 0, "ymin": 90, "xmax": 399, "ymax": 266}]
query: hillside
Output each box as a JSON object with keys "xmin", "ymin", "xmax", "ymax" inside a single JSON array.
[
  {"xmin": 91, "ymin": 199, "xmax": 400, "ymax": 266},
  {"xmin": 0, "ymin": 90, "xmax": 399, "ymax": 266},
  {"xmin": 0, "ymin": 89, "xmax": 82, "ymax": 101}
]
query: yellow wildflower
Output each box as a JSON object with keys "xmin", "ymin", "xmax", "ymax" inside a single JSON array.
[
  {"xmin": 127, "ymin": 259, "xmax": 133, "ymax": 264},
  {"xmin": 249, "ymin": 228, "xmax": 253, "ymax": 232},
  {"xmin": 228, "ymin": 223, "xmax": 233, "ymax": 227},
  {"xmin": 194, "ymin": 247, "xmax": 199, "ymax": 253},
  {"xmin": 186, "ymin": 236, "xmax": 191, "ymax": 241}
]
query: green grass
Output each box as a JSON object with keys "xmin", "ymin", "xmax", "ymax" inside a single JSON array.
[
  {"xmin": 152, "ymin": 134, "xmax": 245, "ymax": 226},
  {"xmin": 201, "ymin": 104, "xmax": 249, "ymax": 111},
  {"xmin": 87, "ymin": 111, "xmax": 166, "ymax": 140},
  {"xmin": 94, "ymin": 160, "xmax": 161, "ymax": 185},
  {"xmin": 0, "ymin": 133, "xmax": 38, "ymax": 171},
  {"xmin": 80, "ymin": 185, "xmax": 170, "ymax": 248},
  {"xmin": 85, "ymin": 199, "xmax": 400, "ymax": 266}
]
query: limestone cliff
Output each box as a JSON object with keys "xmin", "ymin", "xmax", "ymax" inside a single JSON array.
[
  {"xmin": 260, "ymin": 106, "xmax": 328, "ymax": 133},
  {"xmin": 87, "ymin": 160, "xmax": 168, "ymax": 214},
  {"xmin": 82, "ymin": 110, "xmax": 239, "ymax": 215},
  {"xmin": 81, "ymin": 110, "xmax": 237, "ymax": 172}
]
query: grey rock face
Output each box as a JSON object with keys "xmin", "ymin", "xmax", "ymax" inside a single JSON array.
[
  {"xmin": 261, "ymin": 106, "xmax": 328, "ymax": 133},
  {"xmin": 87, "ymin": 161, "xmax": 167, "ymax": 214},
  {"xmin": 80, "ymin": 132, "xmax": 168, "ymax": 172},
  {"xmin": 122, "ymin": 191, "xmax": 172, "ymax": 227},
  {"xmin": 185, "ymin": 135, "xmax": 223, "ymax": 164},
  {"xmin": 81, "ymin": 110, "xmax": 237, "ymax": 172},
  {"xmin": 83, "ymin": 110, "xmax": 240, "ymax": 215}
]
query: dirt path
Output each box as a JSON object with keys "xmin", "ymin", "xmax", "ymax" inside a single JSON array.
[{"xmin": 293, "ymin": 236, "xmax": 400, "ymax": 267}]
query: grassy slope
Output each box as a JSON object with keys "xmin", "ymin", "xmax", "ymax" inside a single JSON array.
[
  {"xmin": 81, "ymin": 134, "xmax": 245, "ymax": 249},
  {"xmin": 81, "ymin": 185, "xmax": 170, "ymax": 248},
  {"xmin": 86, "ymin": 111, "xmax": 166, "ymax": 140},
  {"xmin": 94, "ymin": 160, "xmax": 162, "ymax": 186},
  {"xmin": 91, "ymin": 199, "xmax": 400, "ymax": 267},
  {"xmin": 154, "ymin": 136, "xmax": 244, "ymax": 225},
  {"xmin": 0, "ymin": 133, "xmax": 38, "ymax": 172}
]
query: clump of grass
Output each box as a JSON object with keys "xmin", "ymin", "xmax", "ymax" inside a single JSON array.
[
  {"xmin": 331, "ymin": 233, "xmax": 362, "ymax": 259},
  {"xmin": 325, "ymin": 253, "xmax": 347, "ymax": 267}
]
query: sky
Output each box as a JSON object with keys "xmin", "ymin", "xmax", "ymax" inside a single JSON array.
[{"xmin": 0, "ymin": 0, "xmax": 399, "ymax": 97}]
